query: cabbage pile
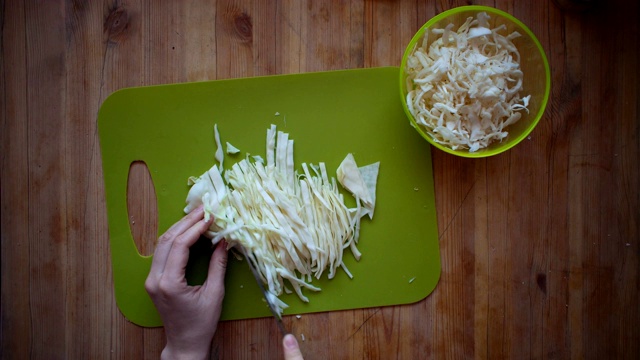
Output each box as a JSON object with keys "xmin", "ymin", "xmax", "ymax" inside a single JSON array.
[{"xmin": 184, "ymin": 124, "xmax": 379, "ymax": 315}]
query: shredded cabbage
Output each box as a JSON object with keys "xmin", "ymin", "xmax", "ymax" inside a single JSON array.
[
  {"xmin": 184, "ymin": 124, "xmax": 379, "ymax": 315},
  {"xmin": 405, "ymin": 12, "xmax": 531, "ymax": 152}
]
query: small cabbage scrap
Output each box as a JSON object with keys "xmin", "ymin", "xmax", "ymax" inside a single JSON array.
[
  {"xmin": 405, "ymin": 12, "xmax": 531, "ymax": 152},
  {"xmin": 184, "ymin": 124, "xmax": 379, "ymax": 315},
  {"xmin": 214, "ymin": 124, "xmax": 224, "ymax": 168},
  {"xmin": 226, "ymin": 142, "xmax": 241, "ymax": 154}
]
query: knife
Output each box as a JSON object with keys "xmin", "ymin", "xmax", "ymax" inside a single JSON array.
[{"xmin": 242, "ymin": 247, "xmax": 288, "ymax": 336}]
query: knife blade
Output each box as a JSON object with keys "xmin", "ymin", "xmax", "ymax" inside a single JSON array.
[{"xmin": 242, "ymin": 247, "xmax": 288, "ymax": 336}]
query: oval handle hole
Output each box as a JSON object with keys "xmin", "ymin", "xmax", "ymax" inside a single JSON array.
[{"xmin": 127, "ymin": 161, "xmax": 158, "ymax": 256}]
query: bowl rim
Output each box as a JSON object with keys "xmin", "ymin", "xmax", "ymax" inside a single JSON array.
[{"xmin": 399, "ymin": 5, "xmax": 551, "ymax": 158}]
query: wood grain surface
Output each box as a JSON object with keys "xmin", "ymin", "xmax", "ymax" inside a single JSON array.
[{"xmin": 1, "ymin": 0, "xmax": 638, "ymax": 359}]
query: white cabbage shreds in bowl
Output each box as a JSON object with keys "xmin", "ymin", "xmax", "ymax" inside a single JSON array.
[{"xmin": 400, "ymin": 6, "xmax": 550, "ymax": 158}]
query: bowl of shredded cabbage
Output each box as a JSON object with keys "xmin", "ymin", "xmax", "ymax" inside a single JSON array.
[{"xmin": 400, "ymin": 6, "xmax": 550, "ymax": 157}]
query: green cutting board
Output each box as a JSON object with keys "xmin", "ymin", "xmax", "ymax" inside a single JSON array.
[{"xmin": 98, "ymin": 67, "xmax": 440, "ymax": 327}]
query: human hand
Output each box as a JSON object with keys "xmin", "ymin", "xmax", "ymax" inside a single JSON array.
[
  {"xmin": 283, "ymin": 334, "xmax": 304, "ymax": 360},
  {"xmin": 145, "ymin": 206, "xmax": 228, "ymax": 360}
]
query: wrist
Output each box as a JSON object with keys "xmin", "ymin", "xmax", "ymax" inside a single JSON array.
[{"xmin": 161, "ymin": 343, "xmax": 210, "ymax": 360}]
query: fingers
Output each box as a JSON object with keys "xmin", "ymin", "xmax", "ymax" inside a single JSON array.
[
  {"xmin": 162, "ymin": 216, "xmax": 214, "ymax": 283},
  {"xmin": 283, "ymin": 334, "xmax": 304, "ymax": 360},
  {"xmin": 149, "ymin": 206, "xmax": 208, "ymax": 278},
  {"xmin": 204, "ymin": 239, "xmax": 228, "ymax": 299}
]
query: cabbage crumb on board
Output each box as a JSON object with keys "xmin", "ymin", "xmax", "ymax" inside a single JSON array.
[
  {"xmin": 184, "ymin": 124, "xmax": 380, "ymax": 315},
  {"xmin": 405, "ymin": 12, "xmax": 531, "ymax": 152}
]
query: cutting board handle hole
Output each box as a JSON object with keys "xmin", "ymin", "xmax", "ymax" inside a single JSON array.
[{"xmin": 127, "ymin": 161, "xmax": 158, "ymax": 256}]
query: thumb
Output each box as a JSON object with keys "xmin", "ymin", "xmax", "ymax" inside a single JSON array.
[{"xmin": 283, "ymin": 334, "xmax": 304, "ymax": 360}]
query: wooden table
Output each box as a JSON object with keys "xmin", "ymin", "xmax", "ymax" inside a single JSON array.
[{"xmin": 2, "ymin": 0, "xmax": 638, "ymax": 358}]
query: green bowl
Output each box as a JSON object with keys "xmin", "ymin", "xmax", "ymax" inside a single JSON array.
[{"xmin": 399, "ymin": 6, "xmax": 551, "ymax": 158}]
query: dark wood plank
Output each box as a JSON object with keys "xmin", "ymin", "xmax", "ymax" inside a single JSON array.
[
  {"xmin": 64, "ymin": 0, "xmax": 117, "ymax": 357},
  {"xmin": 0, "ymin": 1, "xmax": 31, "ymax": 358},
  {"xmin": 22, "ymin": 1, "xmax": 68, "ymax": 358}
]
